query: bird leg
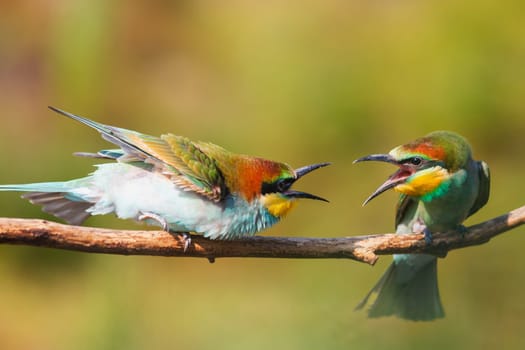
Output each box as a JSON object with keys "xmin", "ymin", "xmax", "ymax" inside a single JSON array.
[
  {"xmin": 138, "ymin": 211, "xmax": 169, "ymax": 230},
  {"xmin": 413, "ymin": 220, "xmax": 433, "ymax": 244},
  {"xmin": 138, "ymin": 211, "xmax": 192, "ymax": 252},
  {"xmin": 456, "ymin": 224, "xmax": 468, "ymax": 239}
]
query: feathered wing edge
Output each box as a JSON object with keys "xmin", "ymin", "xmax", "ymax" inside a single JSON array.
[
  {"xmin": 49, "ymin": 107, "xmax": 227, "ymax": 202},
  {"xmin": 468, "ymin": 160, "xmax": 490, "ymax": 217},
  {"xmin": 21, "ymin": 192, "xmax": 92, "ymax": 225}
]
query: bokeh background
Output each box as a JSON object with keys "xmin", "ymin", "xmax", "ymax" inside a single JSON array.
[{"xmin": 1, "ymin": 1, "xmax": 524, "ymax": 349}]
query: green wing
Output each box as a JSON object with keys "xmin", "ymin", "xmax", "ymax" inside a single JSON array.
[
  {"xmin": 99, "ymin": 132, "xmax": 228, "ymax": 202},
  {"xmin": 50, "ymin": 107, "xmax": 227, "ymax": 202},
  {"xmin": 467, "ymin": 161, "xmax": 490, "ymax": 218},
  {"xmin": 160, "ymin": 134, "xmax": 227, "ymax": 202}
]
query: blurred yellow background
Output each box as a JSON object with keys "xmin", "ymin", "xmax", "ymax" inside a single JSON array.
[{"xmin": 1, "ymin": 0, "xmax": 524, "ymax": 349}]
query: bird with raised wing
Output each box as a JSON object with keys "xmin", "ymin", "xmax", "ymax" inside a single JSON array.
[{"xmin": 0, "ymin": 107, "xmax": 329, "ymax": 248}]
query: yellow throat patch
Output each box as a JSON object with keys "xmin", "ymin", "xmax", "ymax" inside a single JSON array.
[
  {"xmin": 262, "ymin": 193, "xmax": 297, "ymax": 218},
  {"xmin": 394, "ymin": 167, "xmax": 449, "ymax": 197}
]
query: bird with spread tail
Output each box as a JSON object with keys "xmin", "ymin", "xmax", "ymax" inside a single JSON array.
[
  {"xmin": 0, "ymin": 107, "xmax": 329, "ymax": 246},
  {"xmin": 354, "ymin": 131, "xmax": 490, "ymax": 321}
]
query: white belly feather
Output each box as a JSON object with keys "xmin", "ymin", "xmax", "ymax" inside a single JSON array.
[{"xmin": 83, "ymin": 163, "xmax": 227, "ymax": 235}]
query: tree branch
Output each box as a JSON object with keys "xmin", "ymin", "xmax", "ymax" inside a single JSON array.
[{"xmin": 1, "ymin": 205, "xmax": 524, "ymax": 265}]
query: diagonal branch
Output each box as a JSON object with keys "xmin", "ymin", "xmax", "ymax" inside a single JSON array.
[{"xmin": 0, "ymin": 205, "xmax": 524, "ymax": 265}]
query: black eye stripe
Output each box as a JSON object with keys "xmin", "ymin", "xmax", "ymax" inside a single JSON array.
[
  {"xmin": 261, "ymin": 178, "xmax": 294, "ymax": 194},
  {"xmin": 403, "ymin": 156, "xmax": 423, "ymax": 165},
  {"xmin": 279, "ymin": 178, "xmax": 294, "ymax": 191}
]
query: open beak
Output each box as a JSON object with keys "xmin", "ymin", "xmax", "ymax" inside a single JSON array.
[
  {"xmin": 286, "ymin": 162, "xmax": 331, "ymax": 202},
  {"xmin": 354, "ymin": 154, "xmax": 413, "ymax": 205}
]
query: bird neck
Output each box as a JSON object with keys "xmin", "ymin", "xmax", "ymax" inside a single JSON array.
[
  {"xmin": 217, "ymin": 195, "xmax": 281, "ymax": 239},
  {"xmin": 413, "ymin": 167, "xmax": 474, "ymax": 230},
  {"xmin": 261, "ymin": 193, "xmax": 297, "ymax": 218},
  {"xmin": 395, "ymin": 166, "xmax": 451, "ymax": 201},
  {"xmin": 222, "ymin": 156, "xmax": 285, "ymax": 202},
  {"xmin": 422, "ymin": 166, "xmax": 470, "ymax": 202}
]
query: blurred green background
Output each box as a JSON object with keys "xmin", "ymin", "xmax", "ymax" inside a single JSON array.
[{"xmin": 1, "ymin": 0, "xmax": 524, "ymax": 349}]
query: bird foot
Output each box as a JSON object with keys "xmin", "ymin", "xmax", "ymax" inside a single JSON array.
[
  {"xmin": 414, "ymin": 220, "xmax": 433, "ymax": 244},
  {"xmin": 423, "ymin": 227, "xmax": 433, "ymax": 245},
  {"xmin": 457, "ymin": 224, "xmax": 468, "ymax": 239},
  {"xmin": 167, "ymin": 231, "xmax": 193, "ymax": 252},
  {"xmin": 178, "ymin": 232, "xmax": 192, "ymax": 253},
  {"xmin": 138, "ymin": 212, "xmax": 192, "ymax": 252}
]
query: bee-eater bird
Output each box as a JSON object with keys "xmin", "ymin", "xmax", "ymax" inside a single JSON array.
[
  {"xmin": 354, "ymin": 131, "xmax": 490, "ymax": 321},
  {"xmin": 0, "ymin": 107, "xmax": 329, "ymax": 244}
]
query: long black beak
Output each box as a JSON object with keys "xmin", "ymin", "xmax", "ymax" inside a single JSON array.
[
  {"xmin": 354, "ymin": 154, "xmax": 410, "ymax": 206},
  {"xmin": 353, "ymin": 154, "xmax": 397, "ymax": 165},
  {"xmin": 284, "ymin": 190, "xmax": 329, "ymax": 202},
  {"xmin": 287, "ymin": 162, "xmax": 331, "ymax": 202},
  {"xmin": 295, "ymin": 162, "xmax": 331, "ymax": 179}
]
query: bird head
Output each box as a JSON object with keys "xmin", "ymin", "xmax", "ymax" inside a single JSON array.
[
  {"xmin": 234, "ymin": 159, "xmax": 330, "ymax": 218},
  {"xmin": 354, "ymin": 131, "xmax": 472, "ymax": 205}
]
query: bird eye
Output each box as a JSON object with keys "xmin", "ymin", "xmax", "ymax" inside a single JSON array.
[
  {"xmin": 261, "ymin": 178, "xmax": 294, "ymax": 195},
  {"xmin": 276, "ymin": 178, "xmax": 293, "ymax": 192},
  {"xmin": 409, "ymin": 157, "xmax": 423, "ymax": 165}
]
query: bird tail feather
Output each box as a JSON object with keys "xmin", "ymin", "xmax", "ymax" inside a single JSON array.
[
  {"xmin": 0, "ymin": 181, "xmax": 93, "ymax": 225},
  {"xmin": 356, "ymin": 255, "xmax": 444, "ymax": 321}
]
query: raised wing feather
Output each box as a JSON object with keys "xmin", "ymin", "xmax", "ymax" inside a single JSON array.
[
  {"xmin": 161, "ymin": 134, "xmax": 226, "ymax": 201},
  {"xmin": 49, "ymin": 107, "xmax": 227, "ymax": 202}
]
